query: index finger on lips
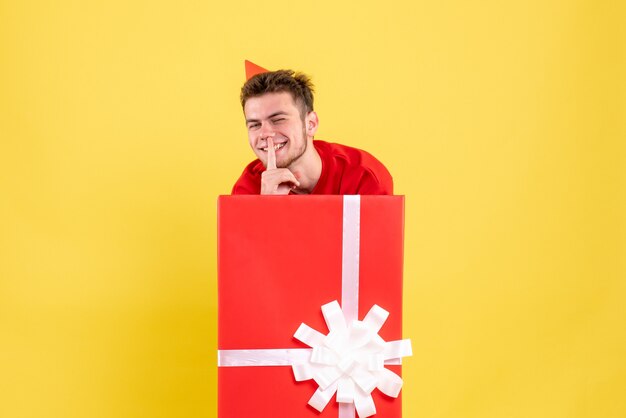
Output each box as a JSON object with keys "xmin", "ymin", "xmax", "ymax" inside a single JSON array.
[{"xmin": 266, "ymin": 136, "xmax": 277, "ymax": 170}]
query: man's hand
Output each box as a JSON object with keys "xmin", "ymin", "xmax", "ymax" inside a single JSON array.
[{"xmin": 261, "ymin": 137, "xmax": 300, "ymax": 195}]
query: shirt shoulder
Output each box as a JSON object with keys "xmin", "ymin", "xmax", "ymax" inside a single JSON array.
[
  {"xmin": 231, "ymin": 159, "xmax": 264, "ymax": 194},
  {"xmin": 314, "ymin": 140, "xmax": 393, "ymax": 195}
]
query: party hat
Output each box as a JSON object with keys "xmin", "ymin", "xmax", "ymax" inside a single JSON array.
[{"xmin": 245, "ymin": 60, "xmax": 269, "ymax": 81}]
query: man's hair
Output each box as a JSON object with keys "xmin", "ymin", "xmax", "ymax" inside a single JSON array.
[{"xmin": 240, "ymin": 70, "xmax": 315, "ymax": 118}]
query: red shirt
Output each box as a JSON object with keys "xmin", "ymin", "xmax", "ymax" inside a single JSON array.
[{"xmin": 231, "ymin": 140, "xmax": 393, "ymax": 195}]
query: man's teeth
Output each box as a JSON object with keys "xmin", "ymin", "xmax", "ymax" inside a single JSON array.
[{"xmin": 263, "ymin": 143, "xmax": 286, "ymax": 151}]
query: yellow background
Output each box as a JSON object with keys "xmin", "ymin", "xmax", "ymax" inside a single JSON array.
[{"xmin": 1, "ymin": 1, "xmax": 625, "ymax": 417}]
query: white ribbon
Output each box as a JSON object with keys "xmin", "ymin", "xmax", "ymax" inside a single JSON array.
[
  {"xmin": 293, "ymin": 300, "xmax": 412, "ymax": 418},
  {"xmin": 342, "ymin": 195, "xmax": 361, "ymax": 323},
  {"xmin": 217, "ymin": 195, "xmax": 412, "ymax": 418}
]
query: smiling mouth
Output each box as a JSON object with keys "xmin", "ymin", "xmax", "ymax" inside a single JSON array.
[{"xmin": 261, "ymin": 142, "xmax": 286, "ymax": 152}]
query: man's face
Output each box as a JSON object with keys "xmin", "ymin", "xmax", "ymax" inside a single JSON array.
[{"xmin": 244, "ymin": 91, "xmax": 311, "ymax": 169}]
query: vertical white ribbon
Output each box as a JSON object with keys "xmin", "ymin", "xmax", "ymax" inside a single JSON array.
[
  {"xmin": 339, "ymin": 402, "xmax": 356, "ymax": 418},
  {"xmin": 341, "ymin": 195, "xmax": 361, "ymax": 324},
  {"xmin": 339, "ymin": 195, "xmax": 361, "ymax": 418}
]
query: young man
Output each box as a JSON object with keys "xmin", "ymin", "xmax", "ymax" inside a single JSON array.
[{"xmin": 231, "ymin": 66, "xmax": 393, "ymax": 195}]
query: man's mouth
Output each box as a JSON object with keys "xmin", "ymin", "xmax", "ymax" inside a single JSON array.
[{"xmin": 261, "ymin": 142, "xmax": 286, "ymax": 152}]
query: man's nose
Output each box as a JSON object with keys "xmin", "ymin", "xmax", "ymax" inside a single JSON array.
[{"xmin": 258, "ymin": 122, "xmax": 275, "ymax": 140}]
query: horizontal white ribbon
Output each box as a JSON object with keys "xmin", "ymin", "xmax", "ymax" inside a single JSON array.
[
  {"xmin": 218, "ymin": 349, "xmax": 404, "ymax": 367},
  {"xmin": 218, "ymin": 348, "xmax": 312, "ymax": 367}
]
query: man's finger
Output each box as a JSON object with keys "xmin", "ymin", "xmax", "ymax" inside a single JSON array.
[
  {"xmin": 261, "ymin": 169, "xmax": 300, "ymax": 187},
  {"xmin": 260, "ymin": 168, "xmax": 301, "ymax": 195},
  {"xmin": 276, "ymin": 170, "xmax": 300, "ymax": 188},
  {"xmin": 266, "ymin": 136, "xmax": 277, "ymax": 170}
]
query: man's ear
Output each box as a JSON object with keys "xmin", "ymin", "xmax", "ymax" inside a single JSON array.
[{"xmin": 306, "ymin": 111, "xmax": 319, "ymax": 137}]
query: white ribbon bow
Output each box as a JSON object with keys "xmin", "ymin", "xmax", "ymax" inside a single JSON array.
[{"xmin": 293, "ymin": 300, "xmax": 412, "ymax": 418}]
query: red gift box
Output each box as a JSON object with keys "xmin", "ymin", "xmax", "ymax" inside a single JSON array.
[{"xmin": 217, "ymin": 195, "xmax": 408, "ymax": 418}]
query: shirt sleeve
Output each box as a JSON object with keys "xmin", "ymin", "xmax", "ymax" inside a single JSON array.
[
  {"xmin": 231, "ymin": 167, "xmax": 261, "ymax": 194},
  {"xmin": 355, "ymin": 169, "xmax": 394, "ymax": 195}
]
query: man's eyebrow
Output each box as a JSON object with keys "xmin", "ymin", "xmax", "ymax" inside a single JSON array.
[
  {"xmin": 246, "ymin": 111, "xmax": 289, "ymax": 124},
  {"xmin": 268, "ymin": 111, "xmax": 288, "ymax": 118}
]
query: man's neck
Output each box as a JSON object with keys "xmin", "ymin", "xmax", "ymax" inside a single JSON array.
[{"xmin": 288, "ymin": 139, "xmax": 322, "ymax": 194}]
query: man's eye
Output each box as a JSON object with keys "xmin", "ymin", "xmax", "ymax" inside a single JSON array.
[
  {"xmin": 272, "ymin": 118, "xmax": 285, "ymax": 123},
  {"xmin": 248, "ymin": 123, "xmax": 260, "ymax": 129}
]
